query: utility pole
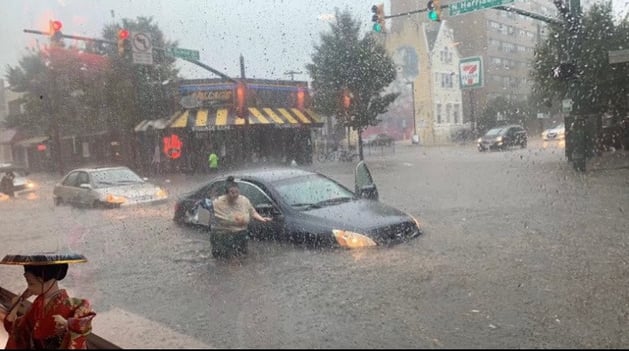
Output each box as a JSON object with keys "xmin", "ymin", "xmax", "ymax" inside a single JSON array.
[
  {"xmin": 553, "ymin": 0, "xmax": 586, "ymax": 171},
  {"xmin": 240, "ymin": 54, "xmax": 250, "ymax": 163},
  {"xmin": 284, "ymin": 70, "xmax": 303, "ymax": 80}
]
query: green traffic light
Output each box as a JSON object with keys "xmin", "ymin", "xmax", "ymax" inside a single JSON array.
[
  {"xmin": 373, "ymin": 23, "xmax": 382, "ymax": 32},
  {"xmin": 428, "ymin": 11, "xmax": 439, "ymax": 21}
]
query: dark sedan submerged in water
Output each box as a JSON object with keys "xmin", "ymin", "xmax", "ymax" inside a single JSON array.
[{"xmin": 174, "ymin": 161, "xmax": 422, "ymax": 249}]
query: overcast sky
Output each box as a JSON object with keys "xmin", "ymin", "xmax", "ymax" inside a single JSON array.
[{"xmin": 1, "ymin": 0, "xmax": 627, "ymax": 83}]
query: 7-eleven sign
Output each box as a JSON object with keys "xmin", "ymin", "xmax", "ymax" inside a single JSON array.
[{"xmin": 459, "ymin": 56, "xmax": 483, "ymax": 89}]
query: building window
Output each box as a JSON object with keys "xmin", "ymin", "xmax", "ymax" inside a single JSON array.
[
  {"xmin": 440, "ymin": 73, "xmax": 453, "ymax": 88},
  {"xmin": 446, "ymin": 104, "xmax": 452, "ymax": 123},
  {"xmin": 436, "ymin": 104, "xmax": 442, "ymax": 124},
  {"xmin": 453, "ymin": 104, "xmax": 460, "ymax": 124}
]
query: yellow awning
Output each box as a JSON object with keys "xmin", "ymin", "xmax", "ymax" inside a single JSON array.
[{"xmin": 165, "ymin": 108, "xmax": 323, "ymax": 130}]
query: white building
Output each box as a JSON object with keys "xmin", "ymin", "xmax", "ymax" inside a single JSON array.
[{"xmin": 386, "ymin": 20, "xmax": 466, "ymax": 145}]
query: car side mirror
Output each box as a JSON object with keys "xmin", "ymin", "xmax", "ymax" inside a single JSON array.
[
  {"xmin": 255, "ymin": 203, "xmax": 282, "ymax": 218},
  {"xmin": 358, "ymin": 184, "xmax": 378, "ymax": 200},
  {"xmin": 79, "ymin": 183, "xmax": 92, "ymax": 190}
]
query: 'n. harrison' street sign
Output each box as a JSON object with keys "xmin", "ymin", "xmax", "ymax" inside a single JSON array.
[
  {"xmin": 168, "ymin": 47, "xmax": 200, "ymax": 61},
  {"xmin": 449, "ymin": 0, "xmax": 515, "ymax": 16}
]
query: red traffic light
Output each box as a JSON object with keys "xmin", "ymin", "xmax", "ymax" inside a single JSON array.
[
  {"xmin": 118, "ymin": 29, "xmax": 130, "ymax": 40},
  {"xmin": 51, "ymin": 20, "xmax": 62, "ymax": 32}
]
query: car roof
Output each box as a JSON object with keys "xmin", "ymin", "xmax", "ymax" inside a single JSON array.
[
  {"xmin": 66, "ymin": 166, "xmax": 132, "ymax": 174},
  {"xmin": 227, "ymin": 167, "xmax": 318, "ymax": 183},
  {"xmin": 0, "ymin": 163, "xmax": 28, "ymax": 172}
]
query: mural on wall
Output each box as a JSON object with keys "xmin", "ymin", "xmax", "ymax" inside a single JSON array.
[{"xmin": 371, "ymin": 45, "xmax": 420, "ymax": 139}]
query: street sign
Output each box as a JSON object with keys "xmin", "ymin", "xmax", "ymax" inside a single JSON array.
[
  {"xmin": 169, "ymin": 47, "xmax": 200, "ymax": 61},
  {"xmin": 608, "ymin": 49, "xmax": 629, "ymax": 64},
  {"xmin": 562, "ymin": 99, "xmax": 573, "ymax": 113},
  {"xmin": 131, "ymin": 31, "xmax": 153, "ymax": 65},
  {"xmin": 449, "ymin": 0, "xmax": 515, "ymax": 16},
  {"xmin": 459, "ymin": 56, "xmax": 483, "ymax": 89}
]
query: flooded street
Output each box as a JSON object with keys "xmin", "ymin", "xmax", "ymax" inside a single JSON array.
[{"xmin": 1, "ymin": 141, "xmax": 628, "ymax": 348}]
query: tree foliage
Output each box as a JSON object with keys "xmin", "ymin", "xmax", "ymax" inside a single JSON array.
[
  {"xmin": 531, "ymin": 1, "xmax": 629, "ymax": 118},
  {"xmin": 478, "ymin": 96, "xmax": 534, "ymax": 132},
  {"xmin": 306, "ymin": 9, "xmax": 399, "ymax": 141},
  {"xmin": 3, "ymin": 16, "xmax": 180, "ymax": 138}
]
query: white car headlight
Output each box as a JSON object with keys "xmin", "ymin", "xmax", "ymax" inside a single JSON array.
[
  {"xmin": 477, "ymin": 138, "xmax": 482, "ymax": 143},
  {"xmin": 496, "ymin": 136, "xmax": 503, "ymax": 142},
  {"xmin": 332, "ymin": 230, "xmax": 377, "ymax": 249}
]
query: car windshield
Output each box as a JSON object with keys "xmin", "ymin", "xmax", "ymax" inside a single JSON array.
[
  {"xmin": 273, "ymin": 174, "xmax": 355, "ymax": 209},
  {"xmin": 1, "ymin": 0, "xmax": 628, "ymax": 349},
  {"xmin": 485, "ymin": 127, "xmax": 505, "ymax": 136},
  {"xmin": 91, "ymin": 168, "xmax": 143, "ymax": 188}
]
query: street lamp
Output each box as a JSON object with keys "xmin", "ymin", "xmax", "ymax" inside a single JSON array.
[{"xmin": 407, "ymin": 81, "xmax": 419, "ymax": 144}]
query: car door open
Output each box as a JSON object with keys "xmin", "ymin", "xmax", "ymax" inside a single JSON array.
[{"xmin": 354, "ymin": 160, "xmax": 378, "ymax": 201}]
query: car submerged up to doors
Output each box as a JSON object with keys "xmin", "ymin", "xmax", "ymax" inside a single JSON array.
[
  {"xmin": 173, "ymin": 161, "xmax": 423, "ymax": 249},
  {"xmin": 477, "ymin": 125, "xmax": 528, "ymax": 151}
]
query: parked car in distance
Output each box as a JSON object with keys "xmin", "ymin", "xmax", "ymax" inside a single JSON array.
[
  {"xmin": 365, "ymin": 133, "xmax": 395, "ymax": 147},
  {"xmin": 542, "ymin": 123, "xmax": 565, "ymax": 141},
  {"xmin": 0, "ymin": 163, "xmax": 37, "ymax": 196},
  {"xmin": 53, "ymin": 166, "xmax": 168, "ymax": 208},
  {"xmin": 478, "ymin": 125, "xmax": 527, "ymax": 151},
  {"xmin": 173, "ymin": 162, "xmax": 422, "ymax": 249}
]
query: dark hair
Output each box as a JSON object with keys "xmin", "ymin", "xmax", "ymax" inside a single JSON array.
[
  {"xmin": 225, "ymin": 175, "xmax": 238, "ymax": 193},
  {"xmin": 24, "ymin": 264, "xmax": 68, "ymax": 282}
]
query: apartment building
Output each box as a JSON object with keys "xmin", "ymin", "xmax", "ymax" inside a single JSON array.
[{"xmin": 389, "ymin": 0, "xmax": 556, "ymax": 125}]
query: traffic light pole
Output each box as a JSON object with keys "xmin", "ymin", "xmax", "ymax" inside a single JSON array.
[
  {"xmin": 23, "ymin": 29, "xmax": 237, "ymax": 83},
  {"xmin": 384, "ymin": 4, "xmax": 562, "ymax": 25}
]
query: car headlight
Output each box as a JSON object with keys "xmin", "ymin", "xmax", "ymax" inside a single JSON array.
[
  {"xmin": 495, "ymin": 136, "xmax": 503, "ymax": 142},
  {"xmin": 477, "ymin": 138, "xmax": 482, "ymax": 143},
  {"xmin": 105, "ymin": 194, "xmax": 126, "ymax": 204},
  {"xmin": 156, "ymin": 188, "xmax": 168, "ymax": 199},
  {"xmin": 26, "ymin": 181, "xmax": 35, "ymax": 189},
  {"xmin": 332, "ymin": 229, "xmax": 377, "ymax": 249}
]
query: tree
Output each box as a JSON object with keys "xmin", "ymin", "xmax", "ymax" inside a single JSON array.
[
  {"xmin": 531, "ymin": 1, "xmax": 629, "ymax": 119},
  {"xmin": 478, "ymin": 96, "xmax": 534, "ymax": 132},
  {"xmin": 306, "ymin": 9, "xmax": 398, "ymax": 160},
  {"xmin": 101, "ymin": 16, "xmax": 180, "ymax": 167}
]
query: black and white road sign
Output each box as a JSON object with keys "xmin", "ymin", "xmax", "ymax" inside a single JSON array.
[{"xmin": 131, "ymin": 32, "xmax": 153, "ymax": 65}]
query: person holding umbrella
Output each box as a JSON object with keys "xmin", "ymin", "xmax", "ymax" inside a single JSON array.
[{"xmin": 0, "ymin": 252, "xmax": 96, "ymax": 349}]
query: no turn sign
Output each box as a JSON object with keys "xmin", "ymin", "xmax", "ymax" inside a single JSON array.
[{"xmin": 131, "ymin": 31, "xmax": 153, "ymax": 65}]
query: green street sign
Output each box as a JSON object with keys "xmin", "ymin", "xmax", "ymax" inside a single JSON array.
[
  {"xmin": 449, "ymin": 0, "xmax": 515, "ymax": 16},
  {"xmin": 168, "ymin": 47, "xmax": 200, "ymax": 60}
]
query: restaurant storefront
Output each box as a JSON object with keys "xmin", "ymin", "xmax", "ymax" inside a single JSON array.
[{"xmin": 134, "ymin": 79, "xmax": 323, "ymax": 173}]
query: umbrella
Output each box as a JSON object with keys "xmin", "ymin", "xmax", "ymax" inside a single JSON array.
[{"xmin": 0, "ymin": 252, "xmax": 87, "ymax": 266}]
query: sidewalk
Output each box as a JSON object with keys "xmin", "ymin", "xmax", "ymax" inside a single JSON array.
[{"xmin": 587, "ymin": 149, "xmax": 629, "ymax": 171}]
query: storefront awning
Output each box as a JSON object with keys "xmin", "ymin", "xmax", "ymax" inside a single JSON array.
[
  {"xmin": 134, "ymin": 117, "xmax": 170, "ymax": 132},
  {"xmin": 15, "ymin": 136, "xmax": 49, "ymax": 147},
  {"xmin": 166, "ymin": 107, "xmax": 323, "ymax": 130}
]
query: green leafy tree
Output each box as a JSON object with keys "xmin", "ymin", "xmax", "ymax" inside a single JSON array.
[
  {"xmin": 531, "ymin": 2, "xmax": 629, "ymax": 119},
  {"xmin": 306, "ymin": 9, "xmax": 398, "ymax": 160},
  {"xmin": 101, "ymin": 16, "xmax": 180, "ymax": 165},
  {"xmin": 478, "ymin": 96, "xmax": 534, "ymax": 132}
]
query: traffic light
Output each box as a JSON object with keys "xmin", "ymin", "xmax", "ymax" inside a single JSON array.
[
  {"xmin": 296, "ymin": 87, "xmax": 305, "ymax": 111},
  {"xmin": 427, "ymin": 0, "xmax": 441, "ymax": 21},
  {"xmin": 117, "ymin": 29, "xmax": 130, "ymax": 57},
  {"xmin": 234, "ymin": 81, "xmax": 248, "ymax": 118},
  {"xmin": 551, "ymin": 63, "xmax": 577, "ymax": 80},
  {"xmin": 371, "ymin": 4, "xmax": 385, "ymax": 33},
  {"xmin": 341, "ymin": 88, "xmax": 352, "ymax": 114},
  {"xmin": 49, "ymin": 20, "xmax": 64, "ymax": 46}
]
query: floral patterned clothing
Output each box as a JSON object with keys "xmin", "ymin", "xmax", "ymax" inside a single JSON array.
[{"xmin": 3, "ymin": 289, "xmax": 96, "ymax": 349}]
